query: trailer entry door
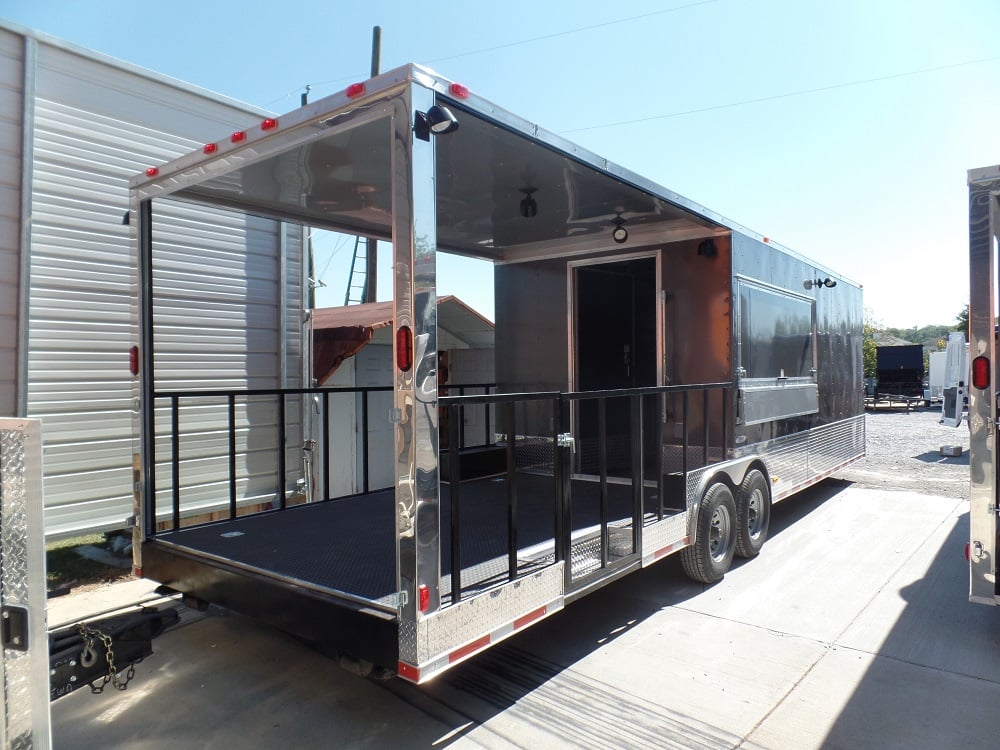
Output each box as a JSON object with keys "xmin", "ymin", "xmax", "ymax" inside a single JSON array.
[{"xmin": 574, "ymin": 257, "xmax": 658, "ymax": 473}]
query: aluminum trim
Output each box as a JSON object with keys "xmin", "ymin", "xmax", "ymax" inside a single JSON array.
[
  {"xmin": 414, "ymin": 563, "xmax": 564, "ymax": 665},
  {"xmin": 0, "ymin": 418, "xmax": 52, "ymax": 747},
  {"xmin": 15, "ymin": 36, "xmax": 36, "ymax": 419},
  {"xmin": 968, "ymin": 180, "xmax": 1000, "ymax": 603}
]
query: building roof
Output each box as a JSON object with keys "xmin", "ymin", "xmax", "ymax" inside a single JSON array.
[{"xmin": 312, "ymin": 296, "xmax": 493, "ymax": 384}]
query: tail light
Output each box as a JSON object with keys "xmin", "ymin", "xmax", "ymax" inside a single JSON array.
[
  {"xmin": 396, "ymin": 326, "xmax": 413, "ymax": 372},
  {"xmin": 972, "ymin": 355, "xmax": 989, "ymax": 389}
]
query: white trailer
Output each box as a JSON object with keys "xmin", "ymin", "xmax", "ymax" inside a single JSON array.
[
  {"xmin": 0, "ymin": 19, "xmax": 304, "ymax": 539},
  {"xmin": 966, "ymin": 165, "xmax": 1000, "ymax": 605},
  {"xmin": 130, "ymin": 64, "xmax": 864, "ymax": 682}
]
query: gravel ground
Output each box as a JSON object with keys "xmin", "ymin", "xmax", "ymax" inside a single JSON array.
[{"xmin": 837, "ymin": 404, "xmax": 971, "ymax": 499}]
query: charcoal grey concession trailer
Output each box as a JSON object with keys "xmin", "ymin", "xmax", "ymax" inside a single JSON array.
[{"xmin": 129, "ymin": 64, "xmax": 864, "ymax": 682}]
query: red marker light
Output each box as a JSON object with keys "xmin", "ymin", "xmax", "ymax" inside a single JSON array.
[
  {"xmin": 965, "ymin": 543, "xmax": 971, "ymax": 562},
  {"xmin": 763, "ymin": 236, "xmax": 770, "ymax": 244},
  {"xmin": 231, "ymin": 130, "xmax": 247, "ymax": 143},
  {"xmin": 396, "ymin": 325, "xmax": 413, "ymax": 372},
  {"xmin": 418, "ymin": 584, "xmax": 430, "ymax": 612},
  {"xmin": 129, "ymin": 345, "xmax": 139, "ymax": 376},
  {"xmin": 261, "ymin": 118, "xmax": 278, "ymax": 130},
  {"xmin": 449, "ymin": 82, "xmax": 470, "ymax": 99},
  {"xmin": 145, "ymin": 167, "xmax": 159, "ymax": 177},
  {"xmin": 203, "ymin": 143, "xmax": 218, "ymax": 154},
  {"xmin": 972, "ymin": 355, "xmax": 990, "ymax": 390},
  {"xmin": 346, "ymin": 82, "xmax": 365, "ymax": 98}
]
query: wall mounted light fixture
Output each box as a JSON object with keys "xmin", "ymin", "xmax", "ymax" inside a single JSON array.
[
  {"xmin": 414, "ymin": 105, "xmax": 460, "ymax": 141},
  {"xmin": 803, "ymin": 277, "xmax": 837, "ymax": 290}
]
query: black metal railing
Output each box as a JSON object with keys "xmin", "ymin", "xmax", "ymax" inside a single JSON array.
[
  {"xmin": 150, "ymin": 385, "xmax": 393, "ymax": 534},
  {"xmin": 439, "ymin": 381, "xmax": 730, "ymax": 601},
  {"xmin": 151, "ymin": 380, "xmax": 729, "ymax": 602}
]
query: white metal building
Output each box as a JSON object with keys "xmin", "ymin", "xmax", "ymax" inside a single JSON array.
[{"xmin": 0, "ymin": 19, "xmax": 303, "ymax": 538}]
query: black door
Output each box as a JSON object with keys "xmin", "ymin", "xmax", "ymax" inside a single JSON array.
[{"xmin": 576, "ymin": 258, "xmax": 657, "ymax": 474}]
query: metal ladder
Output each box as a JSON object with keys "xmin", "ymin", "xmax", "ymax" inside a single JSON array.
[{"xmin": 344, "ymin": 236, "xmax": 369, "ymax": 305}]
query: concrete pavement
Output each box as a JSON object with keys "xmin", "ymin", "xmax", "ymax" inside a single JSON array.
[{"xmin": 50, "ymin": 481, "xmax": 1000, "ymax": 749}]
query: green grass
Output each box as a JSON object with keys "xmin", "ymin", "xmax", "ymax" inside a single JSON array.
[{"xmin": 46, "ymin": 534, "xmax": 131, "ymax": 592}]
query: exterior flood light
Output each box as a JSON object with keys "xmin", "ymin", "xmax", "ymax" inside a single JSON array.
[
  {"xmin": 803, "ymin": 277, "xmax": 837, "ymax": 290},
  {"xmin": 414, "ymin": 105, "xmax": 459, "ymax": 141}
]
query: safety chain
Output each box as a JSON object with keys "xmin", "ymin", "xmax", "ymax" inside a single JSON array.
[{"xmin": 76, "ymin": 623, "xmax": 138, "ymax": 693}]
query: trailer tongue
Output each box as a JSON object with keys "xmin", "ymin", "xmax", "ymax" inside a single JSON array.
[{"xmin": 128, "ymin": 64, "xmax": 864, "ymax": 682}]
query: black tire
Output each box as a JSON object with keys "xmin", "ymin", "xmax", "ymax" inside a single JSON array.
[
  {"xmin": 681, "ymin": 482, "xmax": 737, "ymax": 584},
  {"xmin": 735, "ymin": 469, "xmax": 771, "ymax": 559}
]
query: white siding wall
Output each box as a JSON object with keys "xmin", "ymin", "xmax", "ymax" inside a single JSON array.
[
  {"xmin": 0, "ymin": 29, "xmax": 23, "ymax": 417},
  {"xmin": 21, "ymin": 34, "xmax": 303, "ymax": 537}
]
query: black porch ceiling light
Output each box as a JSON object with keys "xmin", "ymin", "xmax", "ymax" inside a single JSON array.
[
  {"xmin": 612, "ymin": 216, "xmax": 628, "ymax": 244},
  {"xmin": 414, "ymin": 105, "xmax": 460, "ymax": 141}
]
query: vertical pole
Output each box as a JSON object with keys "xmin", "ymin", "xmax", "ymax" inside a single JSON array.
[
  {"xmin": 364, "ymin": 25, "xmax": 381, "ymax": 304},
  {"xmin": 505, "ymin": 401, "xmax": 518, "ymax": 581},
  {"xmin": 558, "ymin": 395, "xmax": 573, "ymax": 590},
  {"xmin": 682, "ymin": 391, "xmax": 689, "ymax": 476},
  {"xmin": 277, "ymin": 394, "xmax": 287, "ymax": 509},
  {"xmin": 657, "ymin": 391, "xmax": 665, "ymax": 520},
  {"xmin": 449, "ymin": 403, "xmax": 462, "ymax": 603},
  {"xmin": 228, "ymin": 393, "xmax": 237, "ymax": 519},
  {"xmin": 322, "ymin": 391, "xmax": 330, "ymax": 501},
  {"xmin": 702, "ymin": 389, "xmax": 710, "ymax": 466},
  {"xmin": 361, "ymin": 390, "xmax": 370, "ymax": 495},
  {"xmin": 171, "ymin": 396, "xmax": 180, "ymax": 531},
  {"xmin": 598, "ymin": 397, "xmax": 608, "ymax": 568},
  {"xmin": 630, "ymin": 394, "xmax": 643, "ymax": 554}
]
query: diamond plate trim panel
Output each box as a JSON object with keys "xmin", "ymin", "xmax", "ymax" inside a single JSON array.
[
  {"xmin": 415, "ymin": 563, "xmax": 563, "ymax": 664},
  {"xmin": 641, "ymin": 512, "xmax": 688, "ymax": 561},
  {"xmin": 1, "ymin": 420, "xmax": 51, "ymax": 749},
  {"xmin": 735, "ymin": 416, "xmax": 865, "ymax": 501}
]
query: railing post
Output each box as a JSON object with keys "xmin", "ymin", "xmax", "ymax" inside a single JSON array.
[
  {"xmin": 598, "ymin": 397, "xmax": 609, "ymax": 569},
  {"xmin": 630, "ymin": 394, "xmax": 643, "ymax": 554},
  {"xmin": 505, "ymin": 401, "xmax": 518, "ymax": 581},
  {"xmin": 171, "ymin": 395, "xmax": 180, "ymax": 531},
  {"xmin": 449, "ymin": 402, "xmax": 463, "ymax": 603},
  {"xmin": 657, "ymin": 392, "xmax": 665, "ymax": 520},
  {"xmin": 722, "ymin": 387, "xmax": 729, "ymax": 459},
  {"xmin": 322, "ymin": 391, "xmax": 330, "ymax": 501},
  {"xmin": 557, "ymin": 395, "xmax": 573, "ymax": 590},
  {"xmin": 703, "ymin": 389, "xmax": 710, "ymax": 466},
  {"xmin": 277, "ymin": 394, "xmax": 287, "ymax": 510},
  {"xmin": 682, "ymin": 391, "xmax": 690, "ymax": 477},
  {"xmin": 361, "ymin": 389, "xmax": 370, "ymax": 495},
  {"xmin": 228, "ymin": 393, "xmax": 237, "ymax": 520}
]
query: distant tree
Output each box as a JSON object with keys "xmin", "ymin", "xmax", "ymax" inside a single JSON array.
[
  {"xmin": 955, "ymin": 304, "xmax": 969, "ymax": 334},
  {"xmin": 863, "ymin": 311, "xmax": 880, "ymax": 379}
]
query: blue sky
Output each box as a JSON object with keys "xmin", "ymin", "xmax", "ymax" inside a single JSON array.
[{"xmin": 4, "ymin": 0, "xmax": 999, "ymax": 328}]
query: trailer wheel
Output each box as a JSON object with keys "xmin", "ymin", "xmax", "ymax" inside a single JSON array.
[
  {"xmin": 735, "ymin": 469, "xmax": 771, "ymax": 559},
  {"xmin": 681, "ymin": 482, "xmax": 737, "ymax": 584}
]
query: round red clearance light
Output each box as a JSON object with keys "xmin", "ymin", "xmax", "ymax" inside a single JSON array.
[
  {"xmin": 396, "ymin": 325, "xmax": 413, "ymax": 372},
  {"xmin": 231, "ymin": 130, "xmax": 247, "ymax": 143},
  {"xmin": 203, "ymin": 143, "xmax": 218, "ymax": 154},
  {"xmin": 972, "ymin": 355, "xmax": 990, "ymax": 390},
  {"xmin": 346, "ymin": 82, "xmax": 365, "ymax": 98},
  {"xmin": 449, "ymin": 82, "xmax": 470, "ymax": 99},
  {"xmin": 261, "ymin": 118, "xmax": 278, "ymax": 130},
  {"xmin": 145, "ymin": 167, "xmax": 159, "ymax": 177}
]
